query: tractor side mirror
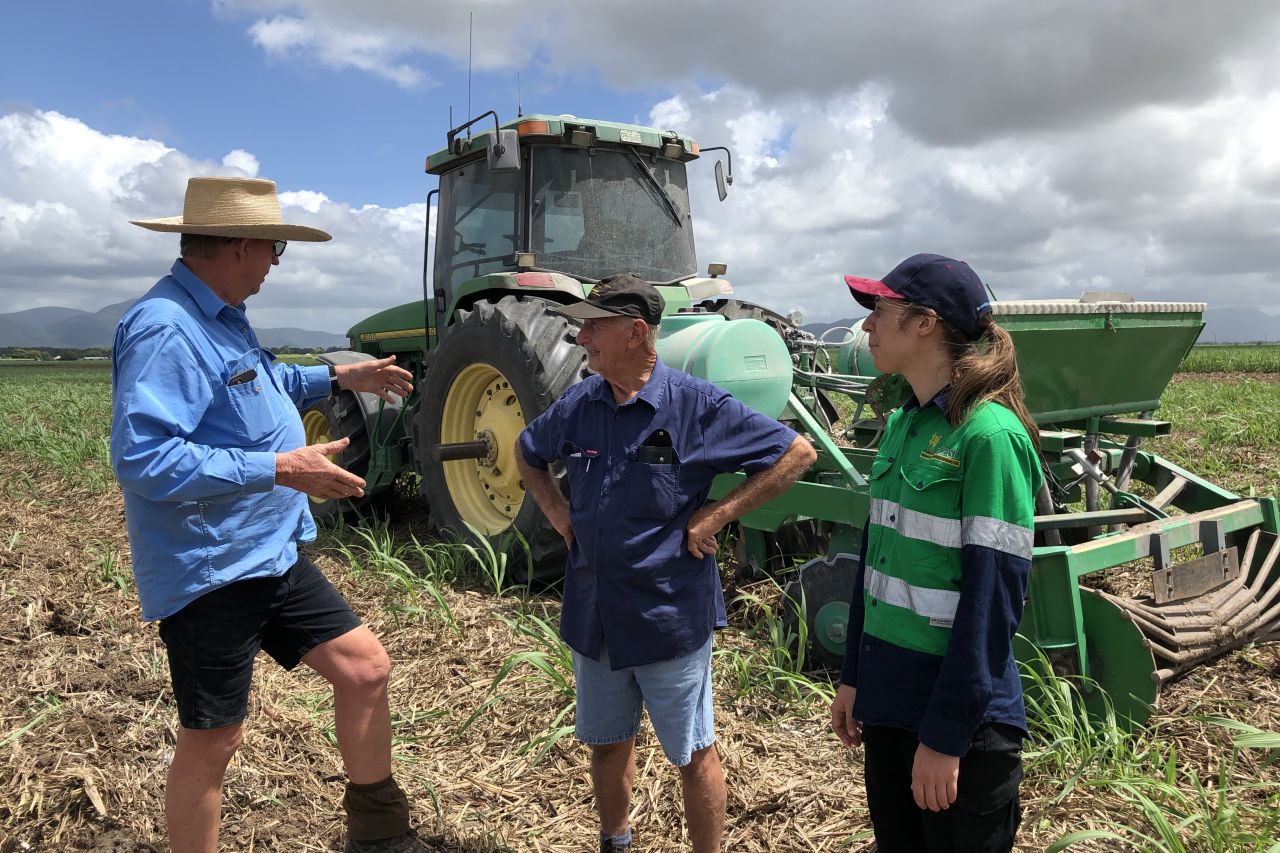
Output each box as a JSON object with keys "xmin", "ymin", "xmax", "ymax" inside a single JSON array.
[
  {"xmin": 703, "ymin": 146, "xmax": 734, "ymax": 202},
  {"xmin": 487, "ymin": 129, "xmax": 521, "ymax": 173}
]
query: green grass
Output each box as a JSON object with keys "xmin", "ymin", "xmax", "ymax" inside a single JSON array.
[
  {"xmin": 1181, "ymin": 344, "xmax": 1280, "ymax": 374},
  {"xmin": 1156, "ymin": 377, "xmax": 1280, "ymax": 498},
  {"xmin": 0, "ymin": 365, "xmax": 114, "ymax": 494},
  {"xmin": 1020, "ymin": 650, "xmax": 1280, "ymax": 852}
]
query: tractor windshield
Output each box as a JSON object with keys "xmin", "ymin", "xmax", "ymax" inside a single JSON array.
[{"xmin": 528, "ymin": 146, "xmax": 697, "ymax": 283}]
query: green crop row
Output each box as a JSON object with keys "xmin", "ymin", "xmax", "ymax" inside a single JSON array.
[
  {"xmin": 1180, "ymin": 344, "xmax": 1280, "ymax": 374},
  {"xmin": 0, "ymin": 365, "xmax": 114, "ymax": 494}
]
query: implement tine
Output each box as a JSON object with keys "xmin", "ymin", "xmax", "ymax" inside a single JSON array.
[{"xmin": 1095, "ymin": 529, "xmax": 1280, "ymax": 681}]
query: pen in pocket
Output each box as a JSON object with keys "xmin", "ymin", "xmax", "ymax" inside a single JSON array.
[
  {"xmin": 569, "ymin": 448, "xmax": 600, "ymax": 471},
  {"xmin": 228, "ymin": 369, "xmax": 257, "ymax": 387}
]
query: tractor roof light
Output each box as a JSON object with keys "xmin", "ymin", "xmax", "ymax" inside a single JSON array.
[
  {"xmin": 570, "ymin": 128, "xmax": 595, "ymax": 147},
  {"xmin": 660, "ymin": 138, "xmax": 683, "ymax": 159},
  {"xmin": 707, "ymin": 263, "xmax": 727, "ymax": 278},
  {"xmin": 516, "ymin": 120, "xmax": 552, "ymax": 137},
  {"xmin": 516, "ymin": 251, "xmax": 536, "ymax": 270}
]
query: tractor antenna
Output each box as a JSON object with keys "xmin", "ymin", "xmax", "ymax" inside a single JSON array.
[
  {"xmin": 466, "ymin": 12, "xmax": 473, "ymax": 136},
  {"xmin": 517, "ymin": 72, "xmax": 523, "ymax": 117}
]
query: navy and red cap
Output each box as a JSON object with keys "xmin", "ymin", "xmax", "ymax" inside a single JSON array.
[
  {"xmin": 845, "ymin": 253, "xmax": 992, "ymax": 341},
  {"xmin": 556, "ymin": 272, "xmax": 665, "ymax": 326}
]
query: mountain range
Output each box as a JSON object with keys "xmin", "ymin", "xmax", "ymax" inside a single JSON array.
[
  {"xmin": 803, "ymin": 305, "xmax": 1280, "ymax": 344},
  {"xmin": 2, "ymin": 300, "xmax": 1276, "ymax": 350},
  {"xmin": 0, "ymin": 301, "xmax": 349, "ymax": 350}
]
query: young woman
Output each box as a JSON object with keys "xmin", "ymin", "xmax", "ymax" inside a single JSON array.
[{"xmin": 829, "ymin": 253, "xmax": 1042, "ymax": 853}]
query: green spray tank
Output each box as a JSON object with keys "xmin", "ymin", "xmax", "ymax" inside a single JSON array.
[{"xmin": 655, "ymin": 312, "xmax": 794, "ymax": 419}]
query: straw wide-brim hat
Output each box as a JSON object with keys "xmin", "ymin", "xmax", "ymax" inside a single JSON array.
[{"xmin": 130, "ymin": 176, "xmax": 332, "ymax": 242}]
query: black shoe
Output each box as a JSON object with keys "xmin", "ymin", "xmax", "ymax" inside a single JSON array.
[{"xmin": 345, "ymin": 830, "xmax": 432, "ymax": 853}]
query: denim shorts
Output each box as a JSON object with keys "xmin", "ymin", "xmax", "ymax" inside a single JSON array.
[
  {"xmin": 572, "ymin": 635, "xmax": 714, "ymax": 767},
  {"xmin": 158, "ymin": 553, "xmax": 361, "ymax": 730}
]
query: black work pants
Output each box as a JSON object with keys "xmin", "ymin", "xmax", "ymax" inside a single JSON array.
[{"xmin": 861, "ymin": 723, "xmax": 1023, "ymax": 853}]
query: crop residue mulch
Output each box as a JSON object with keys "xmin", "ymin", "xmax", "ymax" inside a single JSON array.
[{"xmin": 2, "ymin": 457, "xmax": 1279, "ymax": 852}]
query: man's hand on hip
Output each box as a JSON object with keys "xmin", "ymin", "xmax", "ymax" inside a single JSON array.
[
  {"xmin": 685, "ymin": 506, "xmax": 725, "ymax": 558},
  {"xmin": 276, "ymin": 437, "xmax": 366, "ymax": 499}
]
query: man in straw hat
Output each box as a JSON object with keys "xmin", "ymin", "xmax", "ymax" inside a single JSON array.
[{"xmin": 110, "ymin": 176, "xmax": 427, "ymax": 853}]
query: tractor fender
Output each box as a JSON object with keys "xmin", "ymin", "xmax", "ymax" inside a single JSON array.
[{"xmin": 316, "ymin": 350, "xmax": 407, "ymax": 434}]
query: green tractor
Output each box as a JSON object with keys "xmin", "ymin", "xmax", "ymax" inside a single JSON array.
[
  {"xmin": 308, "ymin": 111, "xmax": 1280, "ymax": 725},
  {"xmin": 304, "ymin": 111, "xmax": 763, "ymax": 577}
]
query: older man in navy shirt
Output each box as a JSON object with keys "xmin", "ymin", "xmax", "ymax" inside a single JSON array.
[{"xmin": 516, "ymin": 274, "xmax": 816, "ymax": 853}]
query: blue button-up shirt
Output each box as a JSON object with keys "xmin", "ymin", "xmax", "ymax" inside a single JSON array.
[
  {"xmin": 519, "ymin": 358, "xmax": 797, "ymax": 669},
  {"xmin": 110, "ymin": 260, "xmax": 332, "ymax": 621}
]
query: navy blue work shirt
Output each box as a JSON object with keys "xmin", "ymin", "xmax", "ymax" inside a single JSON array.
[{"xmin": 519, "ymin": 358, "xmax": 798, "ymax": 669}]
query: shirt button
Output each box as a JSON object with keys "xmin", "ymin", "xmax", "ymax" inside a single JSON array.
[
  {"xmin": 863, "ymin": 644, "xmax": 871, "ymax": 652},
  {"xmin": 879, "ymin": 557, "xmax": 885, "ymax": 564},
  {"xmin": 870, "ymin": 599, "xmax": 877, "ymax": 607},
  {"xmin": 889, "ymin": 514, "xmax": 896, "ymax": 522}
]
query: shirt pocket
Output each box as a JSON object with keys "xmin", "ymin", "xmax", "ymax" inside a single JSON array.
[
  {"xmin": 622, "ymin": 462, "xmax": 682, "ymax": 521},
  {"xmin": 892, "ymin": 461, "xmax": 964, "ymax": 567},
  {"xmin": 561, "ymin": 442, "xmax": 593, "ymax": 512},
  {"xmin": 224, "ymin": 350, "xmax": 275, "ymax": 443}
]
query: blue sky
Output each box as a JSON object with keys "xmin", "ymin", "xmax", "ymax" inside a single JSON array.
[
  {"xmin": 1, "ymin": 0, "xmax": 660, "ymax": 207},
  {"xmin": 3, "ymin": 1, "xmax": 1280, "ymax": 335}
]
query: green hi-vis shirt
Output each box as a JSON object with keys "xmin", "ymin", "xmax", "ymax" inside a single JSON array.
[
  {"xmin": 864, "ymin": 397, "xmax": 1040, "ymax": 653},
  {"xmin": 846, "ymin": 389, "xmax": 1042, "ymax": 755}
]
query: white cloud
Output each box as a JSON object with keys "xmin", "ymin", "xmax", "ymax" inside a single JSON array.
[
  {"xmin": 248, "ymin": 14, "xmax": 429, "ymax": 88},
  {"xmin": 0, "ymin": 108, "xmax": 429, "ymax": 333},
  {"xmin": 222, "ymin": 149, "xmax": 261, "ymax": 175}
]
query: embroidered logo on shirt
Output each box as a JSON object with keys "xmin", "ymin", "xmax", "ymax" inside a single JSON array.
[{"xmin": 920, "ymin": 434, "xmax": 961, "ymax": 468}]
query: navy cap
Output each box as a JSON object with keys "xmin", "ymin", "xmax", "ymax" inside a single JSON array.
[
  {"xmin": 557, "ymin": 273, "xmax": 665, "ymax": 325},
  {"xmin": 845, "ymin": 253, "xmax": 992, "ymax": 341}
]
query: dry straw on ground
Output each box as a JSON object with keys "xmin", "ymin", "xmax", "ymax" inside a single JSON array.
[{"xmin": 2, "ymin": 459, "xmax": 1279, "ymax": 852}]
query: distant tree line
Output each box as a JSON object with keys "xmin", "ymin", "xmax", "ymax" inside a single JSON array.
[{"xmin": 1, "ymin": 346, "xmax": 345, "ymax": 361}]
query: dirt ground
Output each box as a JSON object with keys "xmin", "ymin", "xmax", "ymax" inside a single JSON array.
[{"xmin": 2, "ymin": 457, "xmax": 1279, "ymax": 852}]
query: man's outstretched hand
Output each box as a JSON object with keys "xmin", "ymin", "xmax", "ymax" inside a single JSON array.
[
  {"xmin": 276, "ymin": 437, "xmax": 365, "ymax": 499},
  {"xmin": 335, "ymin": 355, "xmax": 414, "ymax": 405}
]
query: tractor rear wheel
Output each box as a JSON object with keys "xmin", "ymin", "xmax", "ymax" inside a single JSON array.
[
  {"xmin": 301, "ymin": 391, "xmax": 384, "ymax": 523},
  {"xmin": 418, "ymin": 296, "xmax": 586, "ymax": 583}
]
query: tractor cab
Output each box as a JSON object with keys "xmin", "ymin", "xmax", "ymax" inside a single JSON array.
[{"xmin": 423, "ymin": 114, "xmax": 726, "ymax": 343}]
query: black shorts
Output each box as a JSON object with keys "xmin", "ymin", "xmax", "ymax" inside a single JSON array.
[{"xmin": 158, "ymin": 553, "xmax": 361, "ymax": 730}]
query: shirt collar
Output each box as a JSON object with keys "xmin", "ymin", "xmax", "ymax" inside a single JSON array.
[
  {"xmin": 586, "ymin": 357, "xmax": 670, "ymax": 410},
  {"xmin": 170, "ymin": 259, "xmax": 242, "ymax": 320},
  {"xmin": 902, "ymin": 384, "xmax": 951, "ymax": 414}
]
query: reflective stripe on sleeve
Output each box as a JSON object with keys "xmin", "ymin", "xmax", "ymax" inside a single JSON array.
[
  {"xmin": 870, "ymin": 498, "xmax": 962, "ymax": 548},
  {"xmin": 864, "ymin": 566, "xmax": 960, "ymax": 622},
  {"xmin": 963, "ymin": 515, "xmax": 1033, "ymax": 560}
]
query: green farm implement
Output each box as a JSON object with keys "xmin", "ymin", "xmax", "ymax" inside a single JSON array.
[{"xmin": 306, "ymin": 110, "xmax": 1280, "ymax": 725}]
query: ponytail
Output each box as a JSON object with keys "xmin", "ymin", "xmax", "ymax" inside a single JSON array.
[{"xmin": 944, "ymin": 316, "xmax": 1040, "ymax": 452}]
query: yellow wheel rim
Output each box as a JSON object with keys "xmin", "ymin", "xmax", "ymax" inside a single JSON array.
[
  {"xmin": 440, "ymin": 363, "xmax": 526, "ymax": 535},
  {"xmin": 301, "ymin": 409, "xmax": 335, "ymax": 505}
]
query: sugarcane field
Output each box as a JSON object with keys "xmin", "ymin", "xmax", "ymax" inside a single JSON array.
[{"xmin": 2, "ymin": 343, "xmax": 1279, "ymax": 852}]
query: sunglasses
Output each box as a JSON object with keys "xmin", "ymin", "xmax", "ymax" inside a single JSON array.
[{"xmin": 272, "ymin": 240, "xmax": 287, "ymax": 258}]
